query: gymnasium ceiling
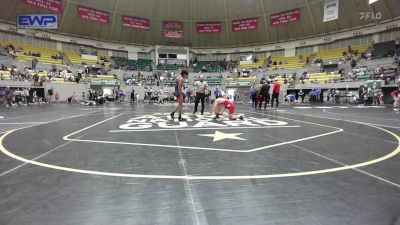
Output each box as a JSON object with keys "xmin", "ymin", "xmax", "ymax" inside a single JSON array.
[{"xmin": 0, "ymin": 0, "xmax": 399, "ymax": 47}]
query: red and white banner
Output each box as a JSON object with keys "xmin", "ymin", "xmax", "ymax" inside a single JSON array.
[
  {"xmin": 270, "ymin": 8, "xmax": 301, "ymax": 27},
  {"xmin": 22, "ymin": 0, "xmax": 63, "ymax": 13},
  {"xmin": 163, "ymin": 31, "xmax": 183, "ymax": 39},
  {"xmin": 163, "ymin": 21, "xmax": 183, "ymax": 39},
  {"xmin": 122, "ymin": 16, "xmax": 150, "ymax": 30},
  {"xmin": 77, "ymin": 5, "xmax": 109, "ymax": 24},
  {"xmin": 232, "ymin": 18, "xmax": 258, "ymax": 32},
  {"xmin": 197, "ymin": 22, "xmax": 221, "ymax": 33}
]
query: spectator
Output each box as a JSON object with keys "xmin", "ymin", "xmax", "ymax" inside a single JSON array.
[
  {"xmin": 214, "ymin": 86, "xmax": 222, "ymax": 99},
  {"xmin": 314, "ymin": 88, "xmax": 321, "ymax": 103},
  {"xmin": 271, "ymin": 78, "xmax": 280, "ymax": 109},
  {"xmin": 379, "ymin": 91, "xmax": 385, "ymax": 106},
  {"xmin": 391, "ymin": 84, "xmax": 400, "ymax": 111},
  {"xmin": 309, "ymin": 89, "xmax": 317, "ymax": 104},
  {"xmin": 372, "ymin": 87, "xmax": 379, "ymax": 106},
  {"xmin": 55, "ymin": 91, "xmax": 60, "ymax": 104},
  {"xmin": 33, "ymin": 73, "xmax": 39, "ymax": 85},
  {"xmin": 77, "ymin": 67, "xmax": 83, "ymax": 78},
  {"xmin": 329, "ymin": 89, "xmax": 336, "ymax": 104},
  {"xmin": 185, "ymin": 86, "xmax": 191, "ymax": 103},
  {"xmin": 119, "ymin": 90, "xmax": 126, "ymax": 102},
  {"xmin": 206, "ymin": 89, "xmax": 211, "ymax": 103},
  {"xmin": 260, "ymin": 80, "xmax": 271, "ymax": 109},
  {"xmin": 2, "ymin": 86, "xmax": 11, "ymax": 107},
  {"xmin": 131, "ymin": 89, "xmax": 135, "ymax": 102},
  {"xmin": 32, "ymin": 58, "xmax": 38, "ymax": 70},
  {"xmin": 32, "ymin": 90, "xmax": 39, "ymax": 103},
  {"xmin": 358, "ymin": 84, "xmax": 367, "ymax": 106},
  {"xmin": 250, "ymin": 85, "xmax": 257, "ymax": 108},
  {"xmin": 298, "ymin": 89, "xmax": 305, "ymax": 103},
  {"xmin": 48, "ymin": 88, "xmax": 54, "ymax": 104}
]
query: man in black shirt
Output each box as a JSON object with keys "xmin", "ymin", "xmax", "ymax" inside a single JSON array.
[
  {"xmin": 131, "ymin": 89, "xmax": 135, "ymax": 102},
  {"xmin": 358, "ymin": 84, "xmax": 367, "ymax": 106},
  {"xmin": 259, "ymin": 80, "xmax": 271, "ymax": 109},
  {"xmin": 47, "ymin": 88, "xmax": 54, "ymax": 104}
]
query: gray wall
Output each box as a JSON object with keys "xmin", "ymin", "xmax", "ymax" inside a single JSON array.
[
  {"xmin": 0, "ymin": 81, "xmax": 89, "ymax": 102},
  {"xmin": 290, "ymin": 81, "xmax": 365, "ymax": 90},
  {"xmin": 44, "ymin": 83, "xmax": 89, "ymax": 102},
  {"xmin": 1, "ymin": 0, "xmax": 399, "ymax": 47}
]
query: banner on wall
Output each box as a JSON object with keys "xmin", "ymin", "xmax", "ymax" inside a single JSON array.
[
  {"xmin": 22, "ymin": 0, "xmax": 63, "ymax": 13},
  {"xmin": 226, "ymin": 80, "xmax": 254, "ymax": 87},
  {"xmin": 196, "ymin": 22, "xmax": 221, "ymax": 33},
  {"xmin": 270, "ymin": 8, "xmax": 301, "ymax": 27},
  {"xmin": 163, "ymin": 21, "xmax": 183, "ymax": 39},
  {"xmin": 90, "ymin": 78, "xmax": 120, "ymax": 86},
  {"xmin": 232, "ymin": 18, "xmax": 258, "ymax": 32},
  {"xmin": 77, "ymin": 5, "xmax": 109, "ymax": 24},
  {"xmin": 367, "ymin": 80, "xmax": 382, "ymax": 89},
  {"xmin": 323, "ymin": 0, "xmax": 339, "ymax": 22},
  {"xmin": 17, "ymin": 14, "xmax": 58, "ymax": 29},
  {"xmin": 122, "ymin": 16, "xmax": 150, "ymax": 30}
]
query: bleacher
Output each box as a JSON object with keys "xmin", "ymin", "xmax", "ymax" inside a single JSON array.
[
  {"xmin": 303, "ymin": 72, "xmax": 341, "ymax": 84},
  {"xmin": 163, "ymin": 77, "xmax": 175, "ymax": 86},
  {"xmin": 0, "ymin": 69, "xmax": 12, "ymax": 79},
  {"xmin": 0, "ymin": 67, "xmax": 75, "ymax": 83},
  {"xmin": 114, "ymin": 57, "xmax": 137, "ymax": 68},
  {"xmin": 1, "ymin": 41, "xmax": 63, "ymax": 65},
  {"xmin": 0, "ymin": 68, "xmax": 46, "ymax": 79},
  {"xmin": 239, "ymin": 58, "xmax": 265, "ymax": 69},
  {"xmin": 371, "ymin": 41, "xmax": 395, "ymax": 59},
  {"xmin": 226, "ymin": 77, "xmax": 256, "ymax": 87},
  {"xmin": 136, "ymin": 59, "xmax": 152, "ymax": 71},
  {"xmin": 270, "ymin": 56, "xmax": 305, "ymax": 69},
  {"xmin": 0, "ymin": 41, "xmax": 113, "ymax": 67},
  {"xmin": 157, "ymin": 64, "xmax": 177, "ymax": 71},
  {"xmin": 206, "ymin": 77, "xmax": 222, "ymax": 86},
  {"xmin": 64, "ymin": 50, "xmax": 111, "ymax": 67},
  {"xmin": 276, "ymin": 76, "xmax": 286, "ymax": 84},
  {"xmin": 97, "ymin": 75, "xmax": 115, "ymax": 79},
  {"xmin": 195, "ymin": 61, "xmax": 224, "ymax": 73},
  {"xmin": 314, "ymin": 44, "xmax": 371, "ymax": 62}
]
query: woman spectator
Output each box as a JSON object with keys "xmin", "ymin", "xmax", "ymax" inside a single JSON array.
[
  {"xmin": 32, "ymin": 91, "xmax": 39, "ymax": 103},
  {"xmin": 55, "ymin": 91, "xmax": 60, "ymax": 104},
  {"xmin": 372, "ymin": 87, "xmax": 379, "ymax": 106},
  {"xmin": 379, "ymin": 91, "xmax": 385, "ymax": 106},
  {"xmin": 391, "ymin": 84, "xmax": 400, "ymax": 111}
]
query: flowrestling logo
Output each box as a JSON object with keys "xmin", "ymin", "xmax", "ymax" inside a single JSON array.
[
  {"xmin": 17, "ymin": 14, "xmax": 58, "ymax": 29},
  {"xmin": 113, "ymin": 113, "xmax": 292, "ymax": 131},
  {"xmin": 359, "ymin": 12, "xmax": 382, "ymax": 20}
]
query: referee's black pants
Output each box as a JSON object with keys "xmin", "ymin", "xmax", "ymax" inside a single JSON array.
[{"xmin": 194, "ymin": 92, "xmax": 206, "ymax": 114}]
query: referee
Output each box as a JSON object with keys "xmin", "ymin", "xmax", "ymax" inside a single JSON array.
[{"xmin": 193, "ymin": 75, "xmax": 209, "ymax": 115}]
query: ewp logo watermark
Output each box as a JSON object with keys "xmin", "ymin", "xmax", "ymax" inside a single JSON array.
[
  {"xmin": 359, "ymin": 12, "xmax": 382, "ymax": 20},
  {"xmin": 17, "ymin": 14, "xmax": 58, "ymax": 29}
]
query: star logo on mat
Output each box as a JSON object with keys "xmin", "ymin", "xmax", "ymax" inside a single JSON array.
[{"xmin": 198, "ymin": 131, "xmax": 246, "ymax": 142}]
